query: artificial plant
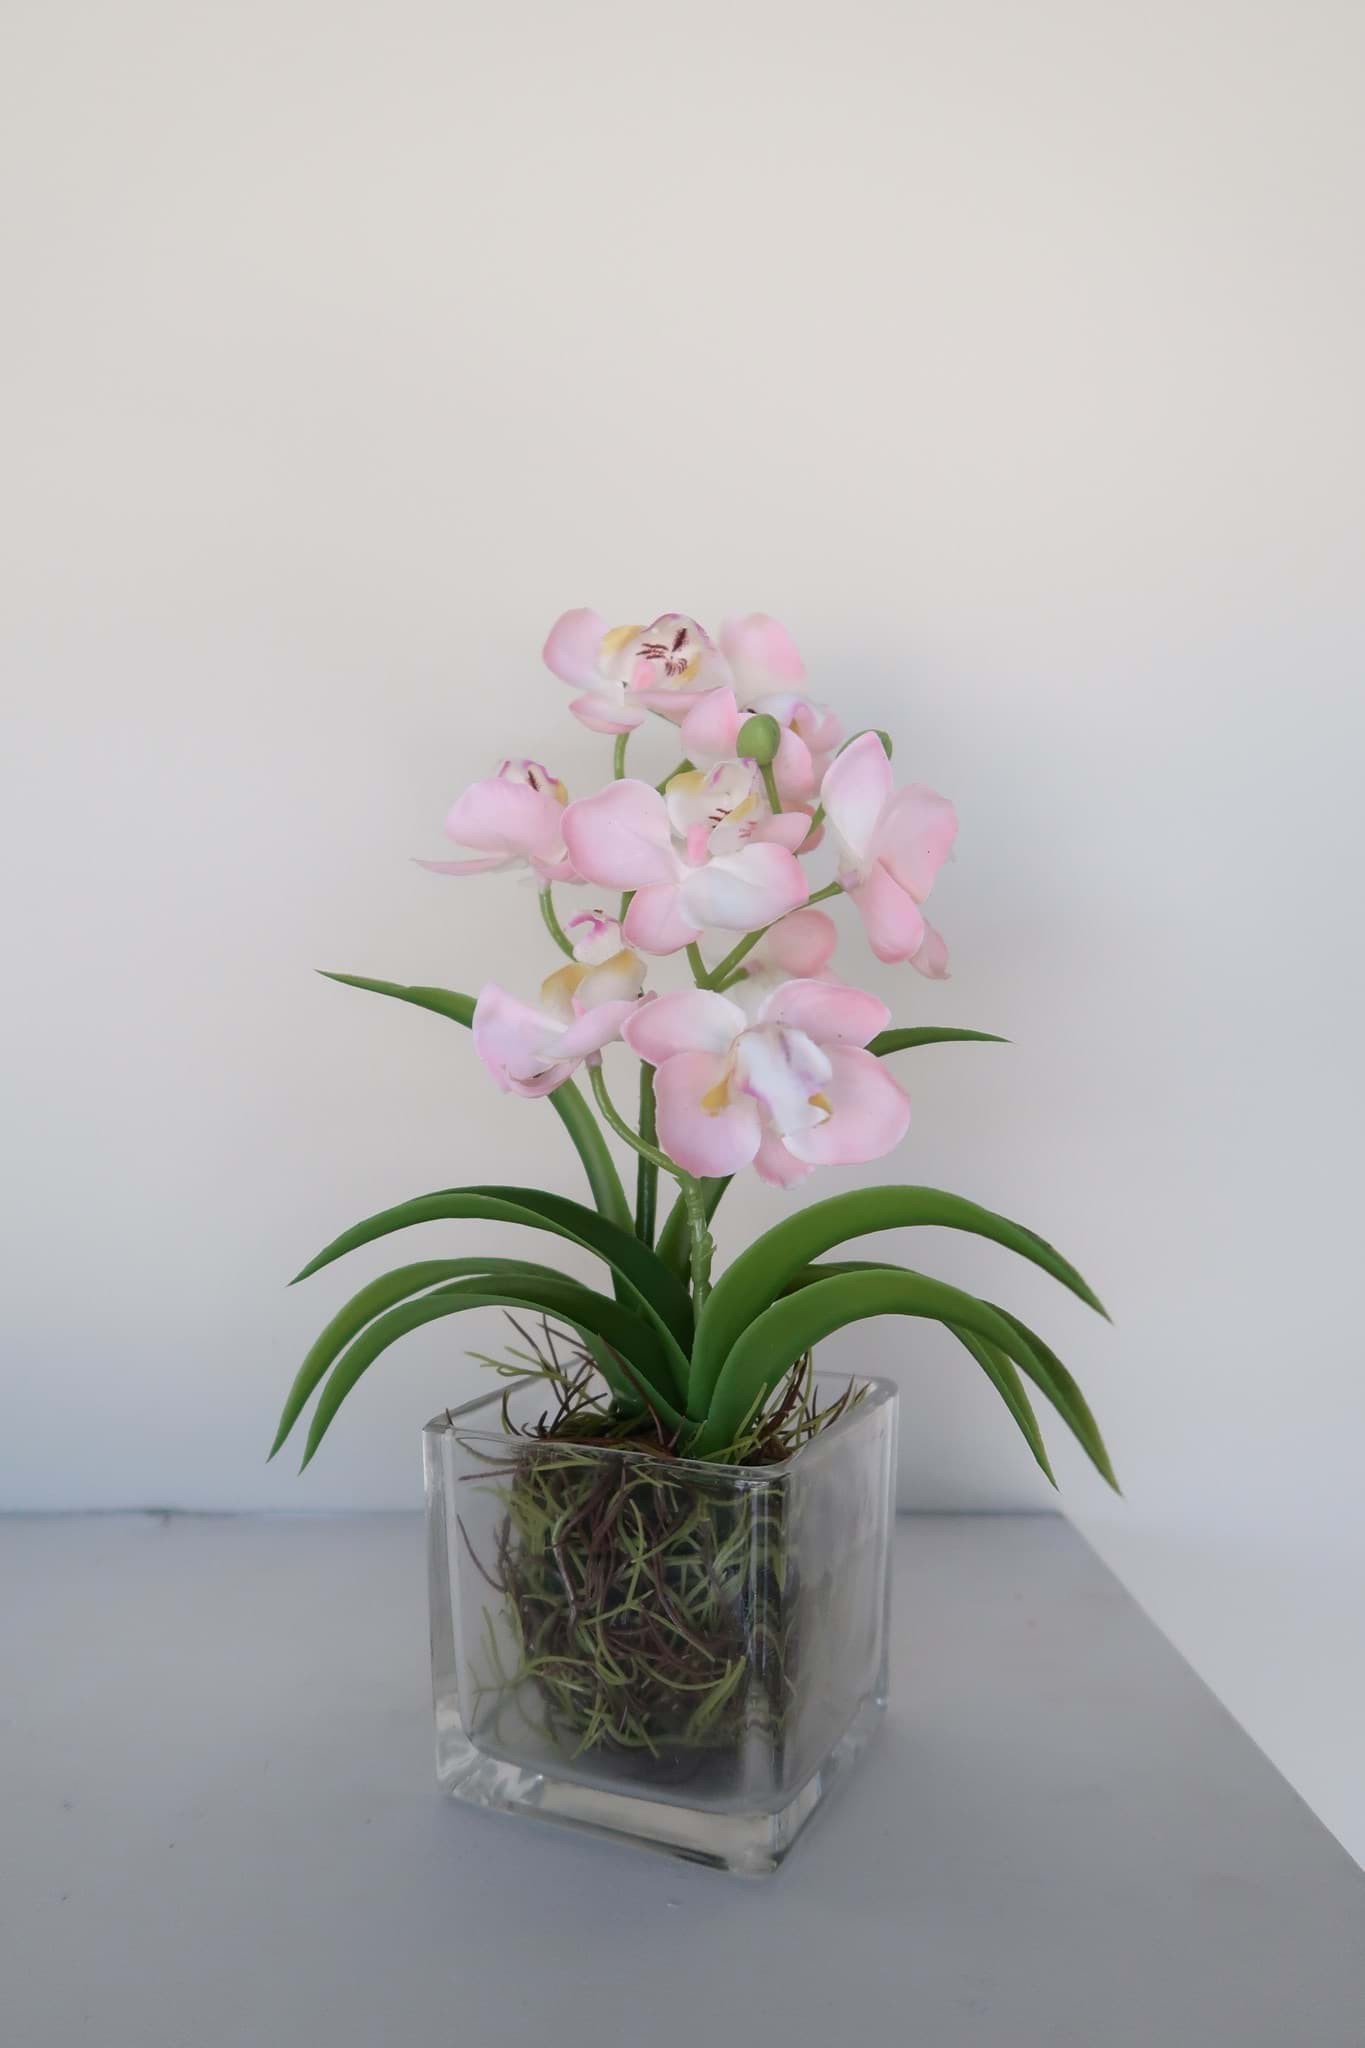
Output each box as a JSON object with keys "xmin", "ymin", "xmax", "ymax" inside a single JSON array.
[{"xmin": 272, "ymin": 608, "xmax": 1113, "ymax": 1489}]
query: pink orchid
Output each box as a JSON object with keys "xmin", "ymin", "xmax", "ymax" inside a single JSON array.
[
  {"xmin": 733, "ymin": 907, "xmax": 840, "ymax": 1014},
  {"xmin": 418, "ymin": 759, "xmax": 576, "ymax": 885},
  {"xmin": 820, "ymin": 732, "xmax": 957, "ymax": 974},
  {"xmin": 561, "ymin": 767, "xmax": 810, "ymax": 956},
  {"xmin": 622, "ymin": 979, "xmax": 909, "ymax": 1187},
  {"xmin": 543, "ymin": 610, "xmax": 732, "ymax": 733},
  {"xmin": 473, "ymin": 947, "xmax": 646, "ymax": 1098},
  {"xmin": 681, "ymin": 683, "xmax": 843, "ymax": 802}
]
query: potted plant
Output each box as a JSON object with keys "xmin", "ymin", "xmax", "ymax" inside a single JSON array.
[{"xmin": 271, "ymin": 608, "xmax": 1113, "ymax": 1873}]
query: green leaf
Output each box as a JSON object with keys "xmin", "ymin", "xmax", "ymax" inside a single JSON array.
[
  {"xmin": 986, "ymin": 1303, "xmax": 1120, "ymax": 1491},
  {"xmin": 689, "ymin": 1183, "xmax": 1107, "ymax": 1421},
  {"xmin": 693, "ymin": 1266, "xmax": 1075, "ymax": 1455},
  {"xmin": 318, "ymin": 973, "xmax": 631, "ymax": 1230},
  {"xmin": 301, "ymin": 1273, "xmax": 686, "ymax": 1468},
  {"xmin": 269, "ymin": 1256, "xmax": 568, "ymax": 1460},
  {"xmin": 655, "ymin": 1175, "xmax": 731, "ymax": 1282},
  {"xmin": 947, "ymin": 1323, "xmax": 1056, "ymax": 1487},
  {"xmin": 867, "ymin": 1026, "xmax": 1007, "ymax": 1056},
  {"xmin": 290, "ymin": 1184, "xmax": 691, "ymax": 1405},
  {"xmin": 464, "ymin": 1186, "xmax": 694, "ymax": 1349}
]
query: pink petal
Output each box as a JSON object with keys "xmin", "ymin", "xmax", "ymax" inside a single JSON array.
[
  {"xmin": 543, "ymin": 608, "xmax": 607, "ymax": 687},
  {"xmin": 678, "ymin": 843, "xmax": 809, "ymax": 933},
  {"xmin": 757, "ymin": 978, "xmax": 890, "ymax": 1048},
  {"xmin": 751, "ymin": 811, "xmax": 811, "ymax": 852},
  {"xmin": 446, "ymin": 777, "xmax": 565, "ymax": 864},
  {"xmin": 753, "ymin": 1129, "xmax": 815, "ymax": 1188},
  {"xmin": 414, "ymin": 853, "xmax": 513, "ymax": 876},
  {"xmin": 762, "ymin": 907, "xmax": 838, "ymax": 977},
  {"xmin": 569, "ymin": 691, "xmax": 646, "ymax": 735},
  {"xmin": 561, "ymin": 780, "xmax": 679, "ymax": 889},
  {"xmin": 653, "ymin": 1052, "xmax": 762, "ymax": 1177},
  {"xmin": 909, "ymin": 918, "xmax": 951, "ymax": 979},
  {"xmin": 772, "ymin": 725, "xmax": 816, "ymax": 799},
  {"xmin": 820, "ymin": 731, "xmax": 892, "ymax": 865},
  {"xmin": 718, "ymin": 615, "xmax": 806, "ymax": 695},
  {"xmin": 679, "ymin": 686, "xmax": 741, "ymax": 762},
  {"xmin": 623, "ymin": 990, "xmax": 746, "ymax": 1065},
  {"xmin": 553, "ymin": 999, "xmax": 638, "ymax": 1060},
  {"xmin": 622, "ymin": 882, "xmax": 700, "ymax": 955},
  {"xmin": 847, "ymin": 860, "xmax": 927, "ymax": 964},
  {"xmin": 471, "ymin": 985, "xmax": 573, "ymax": 1099},
  {"xmin": 784, "ymin": 1047, "xmax": 910, "ymax": 1165},
  {"xmin": 872, "ymin": 783, "xmax": 958, "ymax": 904}
]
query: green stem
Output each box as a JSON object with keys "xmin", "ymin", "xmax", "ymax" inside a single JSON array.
[
  {"xmin": 589, "ymin": 1064, "xmax": 711, "ymax": 1316},
  {"xmin": 701, "ymin": 880, "xmax": 842, "ymax": 988},
  {"xmin": 680, "ymin": 1176, "xmax": 714, "ymax": 1317},
  {"xmin": 612, "ymin": 732, "xmax": 630, "ymax": 779},
  {"xmin": 539, "ymin": 887, "xmax": 575, "ymax": 958},
  {"xmin": 635, "ymin": 1066, "xmax": 658, "ymax": 1248},
  {"xmin": 760, "ymin": 762, "xmax": 783, "ymax": 814},
  {"xmin": 589, "ymin": 1062, "xmax": 675, "ymax": 1175},
  {"xmin": 685, "ymin": 941, "xmax": 709, "ymax": 987},
  {"xmin": 655, "ymin": 759, "xmax": 693, "ymax": 793}
]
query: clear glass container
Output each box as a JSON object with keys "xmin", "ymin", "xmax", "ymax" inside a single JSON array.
[{"xmin": 423, "ymin": 1373, "xmax": 897, "ymax": 1874}]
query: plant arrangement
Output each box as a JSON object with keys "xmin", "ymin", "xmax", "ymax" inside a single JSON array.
[{"xmin": 270, "ymin": 607, "xmax": 1113, "ymax": 1863}]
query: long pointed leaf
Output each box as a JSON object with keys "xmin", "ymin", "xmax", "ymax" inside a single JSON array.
[
  {"xmin": 867, "ymin": 1026, "xmax": 1007, "ymax": 1056},
  {"xmin": 947, "ymin": 1324, "xmax": 1056, "ymax": 1487},
  {"xmin": 690, "ymin": 1183, "xmax": 1107, "ymax": 1421},
  {"xmin": 986, "ymin": 1303, "xmax": 1119, "ymax": 1490},
  {"xmin": 290, "ymin": 1185, "xmax": 691, "ymax": 1403},
  {"xmin": 269, "ymin": 1256, "xmax": 567, "ymax": 1459},
  {"xmin": 695, "ymin": 1266, "xmax": 1079, "ymax": 1455},
  {"xmin": 318, "ymin": 973, "xmax": 631, "ymax": 1229},
  {"xmin": 301, "ymin": 1275, "xmax": 685, "ymax": 1467}
]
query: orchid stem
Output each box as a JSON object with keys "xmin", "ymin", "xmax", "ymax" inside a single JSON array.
[
  {"xmin": 589, "ymin": 1062, "xmax": 674, "ymax": 1175},
  {"xmin": 760, "ymin": 763, "xmax": 783, "ymax": 814},
  {"xmin": 680, "ymin": 1177, "xmax": 714, "ymax": 1316},
  {"xmin": 635, "ymin": 1066, "xmax": 658, "ymax": 1247},
  {"xmin": 701, "ymin": 880, "xmax": 842, "ymax": 989},
  {"xmin": 612, "ymin": 733, "xmax": 630, "ymax": 779},
  {"xmin": 539, "ymin": 887, "xmax": 575, "ymax": 958},
  {"xmin": 588, "ymin": 1063, "xmax": 710, "ymax": 1308},
  {"xmin": 685, "ymin": 942, "xmax": 708, "ymax": 988}
]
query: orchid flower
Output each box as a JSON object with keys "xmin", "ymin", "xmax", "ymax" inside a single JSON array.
[
  {"xmin": 680, "ymin": 615, "xmax": 842, "ymax": 800},
  {"xmin": 731, "ymin": 907, "xmax": 840, "ymax": 1014},
  {"xmin": 561, "ymin": 767, "xmax": 810, "ymax": 956},
  {"xmin": 418, "ymin": 758, "xmax": 576, "ymax": 885},
  {"xmin": 472, "ymin": 945, "xmax": 646, "ymax": 1098},
  {"xmin": 622, "ymin": 979, "xmax": 909, "ymax": 1187},
  {"xmin": 820, "ymin": 732, "xmax": 957, "ymax": 973},
  {"xmin": 543, "ymin": 609, "xmax": 732, "ymax": 733}
]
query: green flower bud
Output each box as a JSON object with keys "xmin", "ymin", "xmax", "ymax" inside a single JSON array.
[{"xmin": 736, "ymin": 712, "xmax": 782, "ymax": 766}]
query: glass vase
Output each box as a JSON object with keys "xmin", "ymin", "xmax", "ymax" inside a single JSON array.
[{"xmin": 422, "ymin": 1372, "xmax": 898, "ymax": 1874}]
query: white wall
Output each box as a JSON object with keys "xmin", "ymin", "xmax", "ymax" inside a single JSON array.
[{"xmin": 3, "ymin": 1, "xmax": 1362, "ymax": 1857}]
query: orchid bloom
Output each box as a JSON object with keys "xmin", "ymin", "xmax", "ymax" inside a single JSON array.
[
  {"xmin": 820, "ymin": 732, "xmax": 957, "ymax": 974},
  {"xmin": 561, "ymin": 767, "xmax": 810, "ymax": 956},
  {"xmin": 543, "ymin": 609, "xmax": 732, "ymax": 733},
  {"xmin": 676, "ymin": 616, "xmax": 842, "ymax": 801},
  {"xmin": 732, "ymin": 907, "xmax": 840, "ymax": 1014},
  {"xmin": 418, "ymin": 758, "xmax": 576, "ymax": 885},
  {"xmin": 680, "ymin": 683, "xmax": 842, "ymax": 802},
  {"xmin": 622, "ymin": 979, "xmax": 909, "ymax": 1187},
  {"xmin": 472, "ymin": 944, "xmax": 646, "ymax": 1098}
]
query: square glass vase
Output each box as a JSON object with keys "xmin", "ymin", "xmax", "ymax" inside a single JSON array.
[{"xmin": 423, "ymin": 1372, "xmax": 897, "ymax": 1875}]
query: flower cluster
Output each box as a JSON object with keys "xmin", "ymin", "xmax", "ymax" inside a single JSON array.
[{"xmin": 426, "ymin": 611, "xmax": 957, "ymax": 1188}]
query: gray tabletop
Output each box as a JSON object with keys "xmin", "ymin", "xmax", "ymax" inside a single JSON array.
[{"xmin": 3, "ymin": 1512, "xmax": 1361, "ymax": 2047}]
